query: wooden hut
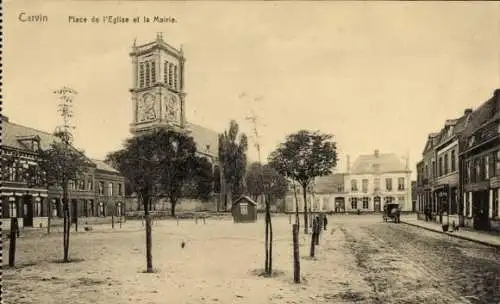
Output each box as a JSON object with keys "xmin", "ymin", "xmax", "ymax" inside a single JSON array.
[{"xmin": 231, "ymin": 196, "xmax": 258, "ymax": 223}]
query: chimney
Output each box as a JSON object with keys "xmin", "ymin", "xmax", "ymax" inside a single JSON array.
[
  {"xmin": 374, "ymin": 149, "xmax": 380, "ymax": 157},
  {"xmin": 464, "ymin": 108, "xmax": 473, "ymax": 116},
  {"xmin": 346, "ymin": 155, "xmax": 350, "ymax": 173}
]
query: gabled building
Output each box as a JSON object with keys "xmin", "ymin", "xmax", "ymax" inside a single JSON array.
[
  {"xmin": 345, "ymin": 150, "xmax": 412, "ymax": 212},
  {"xmin": 461, "ymin": 89, "xmax": 500, "ymax": 232},
  {"xmin": 1, "ymin": 116, "xmax": 125, "ymax": 230},
  {"xmin": 283, "ymin": 173, "xmax": 347, "ymax": 213},
  {"xmin": 416, "ymin": 132, "xmax": 441, "ymax": 219},
  {"xmin": 431, "ymin": 110, "xmax": 471, "ymax": 225}
]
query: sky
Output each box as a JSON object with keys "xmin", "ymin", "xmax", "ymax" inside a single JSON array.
[{"xmin": 4, "ymin": 1, "xmax": 500, "ymax": 180}]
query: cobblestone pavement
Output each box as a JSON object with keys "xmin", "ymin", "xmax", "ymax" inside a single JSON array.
[
  {"xmin": 336, "ymin": 216, "xmax": 500, "ymax": 304},
  {"xmin": 3, "ymin": 216, "xmax": 499, "ymax": 304}
]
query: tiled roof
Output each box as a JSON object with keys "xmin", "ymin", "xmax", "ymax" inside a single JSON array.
[
  {"xmin": 91, "ymin": 159, "xmax": 119, "ymax": 174},
  {"xmin": 462, "ymin": 92, "xmax": 498, "ymax": 137},
  {"xmin": 2, "ymin": 119, "xmax": 62, "ymax": 151},
  {"xmin": 314, "ymin": 173, "xmax": 345, "ymax": 194},
  {"xmin": 186, "ymin": 122, "xmax": 219, "ymax": 158},
  {"xmin": 350, "ymin": 152, "xmax": 408, "ymax": 174},
  {"xmin": 1, "ymin": 118, "xmax": 94, "ymax": 165}
]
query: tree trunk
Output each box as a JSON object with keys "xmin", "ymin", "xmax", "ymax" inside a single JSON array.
[
  {"xmin": 264, "ymin": 198, "xmax": 269, "ymax": 275},
  {"xmin": 170, "ymin": 199, "xmax": 177, "ymax": 217},
  {"xmin": 292, "ymin": 181, "xmax": 300, "ymax": 230},
  {"xmin": 47, "ymin": 201, "xmax": 51, "ymax": 234},
  {"xmin": 302, "ymin": 185, "xmax": 309, "ymax": 234},
  {"xmin": 112, "ymin": 204, "xmax": 115, "ymax": 229},
  {"xmin": 292, "ymin": 223, "xmax": 300, "ymax": 283},
  {"xmin": 268, "ymin": 207, "xmax": 273, "ymax": 276},
  {"xmin": 63, "ymin": 183, "xmax": 70, "ymax": 262},
  {"xmin": 310, "ymin": 218, "xmax": 316, "ymax": 258},
  {"xmin": 9, "ymin": 217, "xmax": 18, "ymax": 267},
  {"xmin": 143, "ymin": 192, "xmax": 153, "ymax": 273},
  {"xmin": 226, "ymin": 186, "xmax": 232, "ymax": 212}
]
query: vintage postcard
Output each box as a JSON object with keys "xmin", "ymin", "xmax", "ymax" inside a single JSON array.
[{"xmin": 2, "ymin": 1, "xmax": 500, "ymax": 304}]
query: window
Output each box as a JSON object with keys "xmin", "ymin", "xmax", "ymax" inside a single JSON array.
[
  {"xmin": 451, "ymin": 150, "xmax": 456, "ymax": 172},
  {"xmin": 108, "ymin": 182, "xmax": 113, "ymax": 196},
  {"xmin": 432, "ymin": 160, "xmax": 436, "ymax": 178},
  {"xmin": 163, "ymin": 60, "xmax": 168, "ymax": 83},
  {"xmin": 168, "ymin": 63, "xmax": 174, "ymax": 86},
  {"xmin": 240, "ymin": 203, "xmax": 248, "ymax": 215},
  {"xmin": 465, "ymin": 193, "xmax": 470, "ymax": 217},
  {"xmin": 173, "ymin": 65, "xmax": 178, "ymax": 89},
  {"xmin": 322, "ymin": 197, "xmax": 329, "ymax": 207},
  {"xmin": 351, "ymin": 197, "xmax": 358, "ymax": 209},
  {"xmin": 362, "ymin": 179, "xmax": 368, "ymax": 193},
  {"xmin": 397, "ymin": 196, "xmax": 405, "ymax": 204},
  {"xmin": 496, "ymin": 151, "xmax": 500, "ymax": 175},
  {"xmin": 145, "ymin": 61, "xmax": 151, "ymax": 87},
  {"xmin": 444, "ymin": 154, "xmax": 449, "ymax": 174},
  {"xmin": 34, "ymin": 200, "xmax": 41, "ymax": 217},
  {"xmin": 9, "ymin": 200, "xmax": 17, "ymax": 218},
  {"xmin": 351, "ymin": 180, "xmax": 358, "ymax": 192},
  {"xmin": 362, "ymin": 197, "xmax": 369, "ymax": 209},
  {"xmin": 139, "ymin": 62, "xmax": 145, "ymax": 88},
  {"xmin": 439, "ymin": 157, "xmax": 443, "ymax": 176},
  {"xmin": 476, "ymin": 159, "xmax": 483, "ymax": 181},
  {"xmin": 88, "ymin": 179, "xmax": 93, "ymax": 191},
  {"xmin": 79, "ymin": 179, "xmax": 85, "ymax": 190},
  {"xmin": 466, "ymin": 161, "xmax": 471, "ymax": 183},
  {"xmin": 384, "ymin": 196, "xmax": 394, "ymax": 204},
  {"xmin": 485, "ymin": 155, "xmax": 490, "ymax": 179},
  {"xmin": 151, "ymin": 60, "xmax": 156, "ymax": 84},
  {"xmin": 118, "ymin": 183, "xmax": 123, "ymax": 196},
  {"xmin": 337, "ymin": 184, "xmax": 344, "ymax": 192},
  {"xmin": 424, "ymin": 165, "xmax": 429, "ymax": 178},
  {"xmin": 99, "ymin": 181, "xmax": 104, "ymax": 195},
  {"xmin": 397, "ymin": 177, "xmax": 405, "ymax": 191},
  {"xmin": 385, "ymin": 178, "xmax": 392, "ymax": 191},
  {"xmin": 374, "ymin": 178, "xmax": 380, "ymax": 191},
  {"xmin": 493, "ymin": 189, "xmax": 499, "ymax": 219}
]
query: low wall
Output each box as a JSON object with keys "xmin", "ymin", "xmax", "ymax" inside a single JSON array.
[{"xmin": 2, "ymin": 218, "xmax": 25, "ymax": 230}]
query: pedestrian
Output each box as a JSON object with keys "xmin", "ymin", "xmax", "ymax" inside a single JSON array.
[{"xmin": 323, "ymin": 213, "xmax": 328, "ymax": 231}]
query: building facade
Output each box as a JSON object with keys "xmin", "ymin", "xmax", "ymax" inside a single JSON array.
[
  {"xmin": 416, "ymin": 89, "xmax": 500, "ymax": 232},
  {"xmin": 461, "ymin": 90, "xmax": 500, "ymax": 232},
  {"xmin": 1, "ymin": 117, "xmax": 125, "ymax": 230},
  {"xmin": 283, "ymin": 173, "xmax": 347, "ymax": 213},
  {"xmin": 345, "ymin": 150, "xmax": 412, "ymax": 212},
  {"xmin": 283, "ymin": 150, "xmax": 412, "ymax": 213}
]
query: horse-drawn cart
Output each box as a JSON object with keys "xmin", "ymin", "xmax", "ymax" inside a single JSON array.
[{"xmin": 383, "ymin": 203, "xmax": 401, "ymax": 223}]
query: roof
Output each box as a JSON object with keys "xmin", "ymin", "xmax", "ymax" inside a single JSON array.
[
  {"xmin": 2, "ymin": 119, "xmax": 62, "ymax": 151},
  {"xmin": 314, "ymin": 173, "xmax": 345, "ymax": 194},
  {"xmin": 232, "ymin": 195, "xmax": 257, "ymax": 206},
  {"xmin": 462, "ymin": 92, "xmax": 498, "ymax": 137},
  {"xmin": 186, "ymin": 122, "xmax": 219, "ymax": 158},
  {"xmin": 350, "ymin": 152, "xmax": 409, "ymax": 174},
  {"xmin": 91, "ymin": 159, "xmax": 120, "ymax": 174}
]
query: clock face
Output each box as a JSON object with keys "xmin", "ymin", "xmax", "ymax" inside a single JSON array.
[
  {"xmin": 137, "ymin": 93, "xmax": 157, "ymax": 122},
  {"xmin": 165, "ymin": 93, "xmax": 180, "ymax": 122}
]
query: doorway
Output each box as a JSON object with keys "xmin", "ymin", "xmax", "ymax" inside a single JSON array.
[
  {"xmin": 472, "ymin": 190, "xmax": 490, "ymax": 231},
  {"xmin": 335, "ymin": 197, "xmax": 345, "ymax": 213},
  {"xmin": 23, "ymin": 195, "xmax": 34, "ymax": 227},
  {"xmin": 373, "ymin": 196, "xmax": 381, "ymax": 212}
]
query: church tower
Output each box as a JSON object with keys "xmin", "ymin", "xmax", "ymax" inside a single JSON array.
[{"xmin": 129, "ymin": 33, "xmax": 187, "ymax": 135}]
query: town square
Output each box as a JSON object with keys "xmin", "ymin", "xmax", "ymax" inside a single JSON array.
[{"xmin": 2, "ymin": 1, "xmax": 500, "ymax": 304}]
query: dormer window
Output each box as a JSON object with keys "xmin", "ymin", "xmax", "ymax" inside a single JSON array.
[{"xmin": 469, "ymin": 136, "xmax": 475, "ymax": 147}]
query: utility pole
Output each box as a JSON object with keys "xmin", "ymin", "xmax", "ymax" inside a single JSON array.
[
  {"xmin": 54, "ymin": 86, "xmax": 78, "ymax": 261},
  {"xmin": 246, "ymin": 108, "xmax": 272, "ymax": 275}
]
